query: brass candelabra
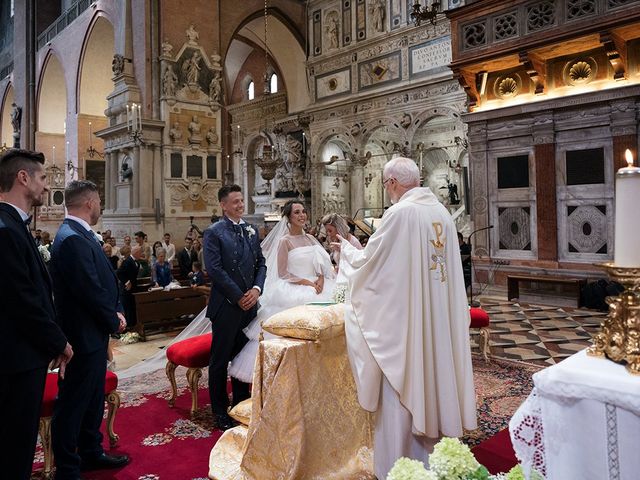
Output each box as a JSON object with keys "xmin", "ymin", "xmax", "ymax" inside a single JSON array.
[{"xmin": 587, "ymin": 263, "xmax": 640, "ymax": 374}]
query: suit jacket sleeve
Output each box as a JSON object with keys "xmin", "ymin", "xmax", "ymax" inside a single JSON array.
[
  {"xmin": 0, "ymin": 228, "xmax": 67, "ymax": 357},
  {"xmin": 203, "ymin": 227, "xmax": 245, "ymax": 303},
  {"xmin": 57, "ymin": 235, "xmax": 120, "ymax": 333}
]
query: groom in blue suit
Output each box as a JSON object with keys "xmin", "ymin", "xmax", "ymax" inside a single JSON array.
[{"xmin": 204, "ymin": 184, "xmax": 266, "ymax": 430}]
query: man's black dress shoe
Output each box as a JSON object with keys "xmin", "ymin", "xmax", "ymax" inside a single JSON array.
[
  {"xmin": 215, "ymin": 413, "xmax": 235, "ymax": 431},
  {"xmin": 80, "ymin": 453, "xmax": 130, "ymax": 471}
]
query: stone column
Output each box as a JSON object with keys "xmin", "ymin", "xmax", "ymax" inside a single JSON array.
[
  {"xmin": 104, "ymin": 152, "xmax": 112, "ymax": 209},
  {"xmin": 533, "ymin": 111, "xmax": 557, "ymax": 262},
  {"xmin": 241, "ymin": 157, "xmax": 249, "ymax": 207},
  {"xmin": 350, "ymin": 165, "xmax": 365, "ymax": 217},
  {"xmin": 467, "ymin": 120, "xmax": 489, "ymax": 256}
]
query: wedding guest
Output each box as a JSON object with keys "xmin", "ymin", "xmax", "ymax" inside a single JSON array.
[
  {"xmin": 162, "ymin": 232, "xmax": 176, "ymax": 264},
  {"xmin": 178, "ymin": 236, "xmax": 198, "ymax": 279},
  {"xmin": 321, "ymin": 213, "xmax": 362, "ymax": 267},
  {"xmin": 0, "ymin": 148, "xmax": 72, "ymax": 480},
  {"xmin": 334, "ymin": 157, "xmax": 476, "ymax": 478},
  {"xmin": 41, "ymin": 230, "xmax": 52, "ymax": 248},
  {"xmin": 123, "ymin": 234, "xmax": 132, "ymax": 248},
  {"xmin": 108, "ymin": 236, "xmax": 120, "ymax": 258},
  {"xmin": 34, "ymin": 227, "xmax": 42, "ymax": 246},
  {"xmin": 49, "ymin": 180, "xmax": 129, "ymax": 479},
  {"xmin": 195, "ymin": 235, "xmax": 206, "ymax": 269},
  {"xmin": 189, "ymin": 261, "xmax": 205, "ymax": 287},
  {"xmin": 117, "ymin": 245, "xmax": 141, "ymax": 329},
  {"xmin": 102, "ymin": 243, "xmax": 119, "ymax": 270},
  {"xmin": 151, "ymin": 240, "xmax": 163, "ymax": 266},
  {"xmin": 102, "ymin": 229, "xmax": 112, "ymax": 242},
  {"xmin": 134, "ymin": 230, "xmax": 152, "ymax": 263},
  {"xmin": 203, "ymin": 184, "xmax": 266, "ymax": 430},
  {"xmin": 153, "ymin": 247, "xmax": 173, "ymax": 288}
]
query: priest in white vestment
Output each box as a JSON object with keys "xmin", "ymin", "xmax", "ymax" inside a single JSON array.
[{"xmin": 336, "ymin": 157, "xmax": 477, "ymax": 478}]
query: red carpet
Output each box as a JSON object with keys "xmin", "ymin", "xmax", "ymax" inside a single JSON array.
[
  {"xmin": 32, "ymin": 383, "xmax": 221, "ymax": 480},
  {"xmin": 471, "ymin": 428, "xmax": 518, "ymax": 474}
]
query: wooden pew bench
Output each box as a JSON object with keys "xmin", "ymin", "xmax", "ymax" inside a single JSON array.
[
  {"xmin": 507, "ymin": 274, "xmax": 586, "ymax": 307},
  {"xmin": 133, "ymin": 288, "xmax": 207, "ymax": 341}
]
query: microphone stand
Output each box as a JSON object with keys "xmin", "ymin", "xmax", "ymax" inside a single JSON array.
[{"xmin": 467, "ymin": 225, "xmax": 493, "ymax": 307}]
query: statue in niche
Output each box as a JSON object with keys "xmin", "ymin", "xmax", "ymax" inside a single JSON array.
[
  {"xmin": 209, "ymin": 71, "xmax": 222, "ymax": 103},
  {"xmin": 169, "ymin": 122, "xmax": 183, "ymax": 142},
  {"xmin": 285, "ymin": 135, "xmax": 302, "ymax": 165},
  {"xmin": 188, "ymin": 115, "xmax": 202, "ymax": 144},
  {"xmin": 325, "ymin": 14, "xmax": 339, "ymax": 50},
  {"xmin": 10, "ymin": 103, "xmax": 22, "ymax": 148},
  {"xmin": 206, "ymin": 126, "xmax": 219, "ymax": 146},
  {"xmin": 120, "ymin": 157, "xmax": 133, "ymax": 182},
  {"xmin": 162, "ymin": 66, "xmax": 178, "ymax": 97},
  {"xmin": 112, "ymin": 54, "xmax": 125, "ymax": 76},
  {"xmin": 161, "ymin": 39, "xmax": 173, "ymax": 56},
  {"xmin": 186, "ymin": 24, "xmax": 199, "ymax": 44},
  {"xmin": 255, "ymin": 182, "xmax": 270, "ymax": 195},
  {"xmin": 276, "ymin": 170, "xmax": 294, "ymax": 193},
  {"xmin": 182, "ymin": 51, "xmax": 202, "ymax": 86},
  {"xmin": 440, "ymin": 178, "xmax": 459, "ymax": 205},
  {"xmin": 369, "ymin": 0, "xmax": 386, "ymax": 33}
]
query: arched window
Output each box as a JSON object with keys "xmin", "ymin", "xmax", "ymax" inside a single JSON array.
[
  {"xmin": 270, "ymin": 73, "xmax": 278, "ymax": 93},
  {"xmin": 247, "ymin": 81, "xmax": 255, "ymax": 100}
]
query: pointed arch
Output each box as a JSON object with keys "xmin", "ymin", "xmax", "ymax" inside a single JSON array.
[
  {"xmin": 37, "ymin": 51, "xmax": 67, "ymax": 134},
  {"xmin": 0, "ymin": 83, "xmax": 15, "ymax": 147}
]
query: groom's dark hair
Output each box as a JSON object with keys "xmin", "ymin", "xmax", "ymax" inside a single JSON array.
[{"xmin": 218, "ymin": 184, "xmax": 242, "ymax": 202}]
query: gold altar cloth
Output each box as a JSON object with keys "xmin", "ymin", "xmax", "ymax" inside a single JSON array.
[{"xmin": 209, "ymin": 333, "xmax": 374, "ymax": 479}]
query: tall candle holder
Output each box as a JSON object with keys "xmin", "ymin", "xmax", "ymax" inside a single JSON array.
[{"xmin": 587, "ymin": 263, "xmax": 640, "ymax": 375}]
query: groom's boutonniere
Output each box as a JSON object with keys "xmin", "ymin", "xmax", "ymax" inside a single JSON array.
[{"xmin": 245, "ymin": 225, "xmax": 256, "ymax": 238}]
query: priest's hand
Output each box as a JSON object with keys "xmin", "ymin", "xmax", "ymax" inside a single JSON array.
[
  {"xmin": 314, "ymin": 275, "xmax": 324, "ymax": 294},
  {"xmin": 330, "ymin": 235, "xmax": 343, "ymax": 252}
]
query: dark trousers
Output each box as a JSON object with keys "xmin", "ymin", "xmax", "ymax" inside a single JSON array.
[
  {"xmin": 52, "ymin": 348, "xmax": 107, "ymax": 480},
  {"xmin": 122, "ymin": 291, "xmax": 137, "ymax": 328},
  {"xmin": 0, "ymin": 366, "xmax": 47, "ymax": 480},
  {"xmin": 209, "ymin": 302, "xmax": 252, "ymax": 416}
]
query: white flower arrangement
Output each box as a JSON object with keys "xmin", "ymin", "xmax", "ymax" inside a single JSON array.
[
  {"xmin": 245, "ymin": 225, "xmax": 256, "ymax": 238},
  {"xmin": 387, "ymin": 438, "xmax": 544, "ymax": 480},
  {"xmin": 333, "ymin": 283, "xmax": 347, "ymax": 304},
  {"xmin": 38, "ymin": 244, "xmax": 51, "ymax": 263},
  {"xmin": 120, "ymin": 331, "xmax": 141, "ymax": 344}
]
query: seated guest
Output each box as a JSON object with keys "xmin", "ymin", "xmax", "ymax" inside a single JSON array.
[
  {"xmin": 189, "ymin": 261, "xmax": 205, "ymax": 287},
  {"xmin": 102, "ymin": 243, "xmax": 119, "ymax": 270},
  {"xmin": 153, "ymin": 248, "xmax": 173, "ymax": 288},
  {"xmin": 151, "ymin": 240, "xmax": 163, "ymax": 266}
]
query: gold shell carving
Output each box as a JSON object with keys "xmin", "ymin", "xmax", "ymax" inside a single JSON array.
[
  {"xmin": 569, "ymin": 61, "xmax": 592, "ymax": 84},
  {"xmin": 498, "ymin": 77, "xmax": 518, "ymax": 98}
]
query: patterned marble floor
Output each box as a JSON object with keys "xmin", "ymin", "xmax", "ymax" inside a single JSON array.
[{"xmin": 471, "ymin": 299, "xmax": 607, "ymax": 366}]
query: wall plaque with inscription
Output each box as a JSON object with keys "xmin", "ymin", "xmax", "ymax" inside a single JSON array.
[{"xmin": 409, "ymin": 36, "xmax": 452, "ymax": 78}]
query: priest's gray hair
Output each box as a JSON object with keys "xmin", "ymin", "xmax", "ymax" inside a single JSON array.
[{"xmin": 383, "ymin": 157, "xmax": 420, "ymax": 187}]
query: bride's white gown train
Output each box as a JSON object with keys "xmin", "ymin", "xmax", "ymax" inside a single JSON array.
[{"xmin": 228, "ymin": 243, "xmax": 336, "ymax": 382}]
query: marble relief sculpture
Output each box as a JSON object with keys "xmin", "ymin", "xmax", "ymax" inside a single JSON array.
[
  {"xmin": 188, "ymin": 116, "xmax": 202, "ymax": 145},
  {"xmin": 325, "ymin": 13, "xmax": 340, "ymax": 50},
  {"xmin": 206, "ymin": 126, "xmax": 219, "ymax": 146},
  {"xmin": 169, "ymin": 122, "xmax": 183, "ymax": 142},
  {"xmin": 209, "ymin": 71, "xmax": 222, "ymax": 103},
  {"xmin": 182, "ymin": 51, "xmax": 202, "ymax": 86},
  {"xmin": 162, "ymin": 66, "xmax": 178, "ymax": 97},
  {"xmin": 370, "ymin": 0, "xmax": 386, "ymax": 33},
  {"xmin": 186, "ymin": 24, "xmax": 199, "ymax": 44}
]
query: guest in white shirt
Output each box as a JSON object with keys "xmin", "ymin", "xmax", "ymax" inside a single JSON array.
[{"xmin": 162, "ymin": 233, "xmax": 176, "ymax": 264}]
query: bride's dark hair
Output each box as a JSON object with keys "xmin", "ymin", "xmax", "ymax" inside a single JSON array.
[{"xmin": 281, "ymin": 199, "xmax": 305, "ymax": 219}]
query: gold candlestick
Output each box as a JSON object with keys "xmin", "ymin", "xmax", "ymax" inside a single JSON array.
[{"xmin": 587, "ymin": 262, "xmax": 640, "ymax": 374}]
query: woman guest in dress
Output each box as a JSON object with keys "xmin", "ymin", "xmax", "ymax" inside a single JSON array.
[
  {"xmin": 153, "ymin": 248, "xmax": 173, "ymax": 288},
  {"xmin": 321, "ymin": 213, "xmax": 363, "ymax": 268},
  {"xmin": 151, "ymin": 241, "xmax": 163, "ymax": 266}
]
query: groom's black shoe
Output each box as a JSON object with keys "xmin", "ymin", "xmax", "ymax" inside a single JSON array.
[
  {"xmin": 80, "ymin": 453, "xmax": 130, "ymax": 471},
  {"xmin": 215, "ymin": 413, "xmax": 235, "ymax": 431}
]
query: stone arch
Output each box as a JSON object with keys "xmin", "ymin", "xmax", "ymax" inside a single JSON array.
[
  {"xmin": 360, "ymin": 116, "xmax": 408, "ymax": 157},
  {"xmin": 310, "ymin": 126, "xmax": 356, "ymax": 165},
  {"xmin": 0, "ymin": 82, "xmax": 14, "ymax": 147},
  {"xmin": 224, "ymin": 9, "xmax": 308, "ymax": 113}
]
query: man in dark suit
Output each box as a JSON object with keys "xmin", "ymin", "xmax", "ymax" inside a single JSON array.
[
  {"xmin": 49, "ymin": 180, "xmax": 129, "ymax": 480},
  {"xmin": 204, "ymin": 184, "xmax": 266, "ymax": 430},
  {"xmin": 116, "ymin": 244, "xmax": 142, "ymax": 329},
  {"xmin": 177, "ymin": 235, "xmax": 198, "ymax": 279},
  {"xmin": 0, "ymin": 149, "xmax": 73, "ymax": 480}
]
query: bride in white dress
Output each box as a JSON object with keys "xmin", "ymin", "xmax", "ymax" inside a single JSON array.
[
  {"xmin": 228, "ymin": 200, "xmax": 336, "ymax": 382},
  {"xmin": 119, "ymin": 200, "xmax": 336, "ymax": 382}
]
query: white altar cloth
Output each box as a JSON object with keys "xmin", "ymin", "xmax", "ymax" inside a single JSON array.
[{"xmin": 509, "ymin": 349, "xmax": 640, "ymax": 480}]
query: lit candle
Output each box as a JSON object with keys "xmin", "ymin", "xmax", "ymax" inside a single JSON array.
[
  {"xmin": 132, "ymin": 104, "xmax": 137, "ymax": 132},
  {"xmin": 52, "ymin": 145, "xmax": 56, "ymax": 163},
  {"xmin": 126, "ymin": 105, "xmax": 131, "ymax": 132},
  {"xmin": 137, "ymin": 104, "xmax": 142, "ymax": 132},
  {"xmin": 236, "ymin": 125, "xmax": 241, "ymax": 146},
  {"xmin": 302, "ymin": 132, "xmax": 306, "ymax": 154},
  {"xmin": 89, "ymin": 122, "xmax": 93, "ymax": 148},
  {"xmin": 614, "ymin": 149, "xmax": 640, "ymax": 267},
  {"xmin": 66, "ymin": 141, "xmax": 69, "ymax": 163}
]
